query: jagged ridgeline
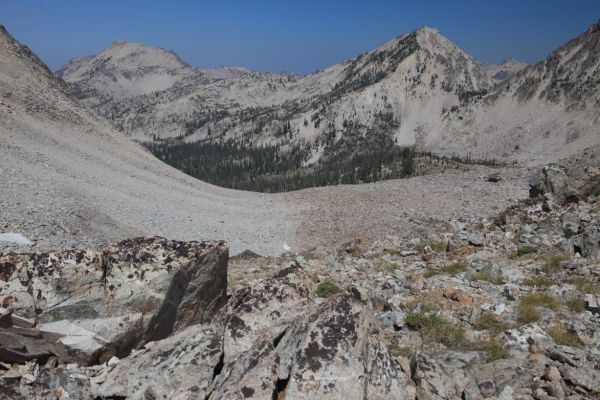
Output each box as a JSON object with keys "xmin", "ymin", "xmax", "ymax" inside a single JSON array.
[{"xmin": 58, "ymin": 22, "xmax": 600, "ymax": 190}]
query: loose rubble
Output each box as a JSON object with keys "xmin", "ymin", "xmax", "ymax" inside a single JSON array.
[{"xmin": 1, "ymin": 165, "xmax": 600, "ymax": 399}]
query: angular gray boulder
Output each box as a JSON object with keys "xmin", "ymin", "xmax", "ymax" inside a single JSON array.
[
  {"xmin": 529, "ymin": 164, "xmax": 600, "ymax": 204},
  {"xmin": 0, "ymin": 237, "xmax": 228, "ymax": 365}
]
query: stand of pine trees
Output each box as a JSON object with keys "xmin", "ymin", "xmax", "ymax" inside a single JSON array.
[{"xmin": 145, "ymin": 129, "xmax": 497, "ymax": 193}]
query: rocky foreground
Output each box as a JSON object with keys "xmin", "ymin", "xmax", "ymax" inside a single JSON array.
[{"xmin": 1, "ymin": 163, "xmax": 600, "ymax": 399}]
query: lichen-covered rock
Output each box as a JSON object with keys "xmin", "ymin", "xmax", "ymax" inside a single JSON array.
[
  {"xmin": 529, "ymin": 164, "xmax": 600, "ymax": 204},
  {"xmin": 222, "ymin": 263, "xmax": 314, "ymax": 362},
  {"xmin": 97, "ymin": 325, "xmax": 223, "ymax": 399},
  {"xmin": 209, "ymin": 289, "xmax": 412, "ymax": 400},
  {"xmin": 0, "ymin": 237, "xmax": 228, "ymax": 365}
]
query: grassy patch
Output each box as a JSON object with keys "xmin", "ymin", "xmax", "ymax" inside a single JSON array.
[
  {"xmin": 542, "ymin": 254, "xmax": 568, "ymax": 273},
  {"xmin": 471, "ymin": 271, "xmax": 505, "ymax": 285},
  {"xmin": 374, "ymin": 262, "xmax": 401, "ymax": 272},
  {"xmin": 405, "ymin": 311, "xmax": 467, "ymax": 348},
  {"xmin": 415, "ymin": 241, "xmax": 446, "ymax": 252},
  {"xmin": 517, "ymin": 245, "xmax": 538, "ymax": 256},
  {"xmin": 424, "ymin": 263, "xmax": 467, "ymax": 278},
  {"xmin": 475, "ymin": 312, "xmax": 509, "ymax": 334},
  {"xmin": 517, "ymin": 292, "xmax": 560, "ymax": 324},
  {"xmin": 387, "ymin": 344, "xmax": 412, "ymax": 358},
  {"xmin": 569, "ymin": 277, "xmax": 600, "ymax": 295},
  {"xmin": 522, "ymin": 276, "xmax": 558, "ymax": 288},
  {"xmin": 385, "ymin": 248, "xmax": 403, "ymax": 256},
  {"xmin": 316, "ymin": 279, "xmax": 341, "ymax": 298},
  {"xmin": 566, "ymin": 296, "xmax": 585, "ymax": 313},
  {"xmin": 473, "ymin": 339, "xmax": 508, "ymax": 362},
  {"xmin": 547, "ymin": 326, "xmax": 582, "ymax": 347}
]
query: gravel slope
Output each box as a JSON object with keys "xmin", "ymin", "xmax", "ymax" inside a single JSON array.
[{"xmin": 0, "ymin": 26, "xmax": 529, "ymax": 256}]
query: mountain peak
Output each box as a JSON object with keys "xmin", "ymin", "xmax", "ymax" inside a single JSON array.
[
  {"xmin": 108, "ymin": 38, "xmax": 128, "ymax": 48},
  {"xmin": 415, "ymin": 26, "xmax": 440, "ymax": 35},
  {"xmin": 57, "ymin": 38, "xmax": 195, "ymax": 99}
]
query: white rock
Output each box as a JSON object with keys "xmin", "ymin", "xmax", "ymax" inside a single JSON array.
[{"xmin": 0, "ymin": 232, "xmax": 32, "ymax": 246}]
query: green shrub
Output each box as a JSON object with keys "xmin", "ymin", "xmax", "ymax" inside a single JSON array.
[
  {"xmin": 405, "ymin": 311, "xmax": 442, "ymax": 329},
  {"xmin": 471, "ymin": 271, "xmax": 505, "ymax": 285},
  {"xmin": 517, "ymin": 245, "xmax": 537, "ymax": 256},
  {"xmin": 316, "ymin": 279, "xmax": 341, "ymax": 298}
]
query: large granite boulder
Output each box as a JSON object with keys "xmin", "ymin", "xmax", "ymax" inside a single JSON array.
[
  {"xmin": 0, "ymin": 237, "xmax": 228, "ymax": 365},
  {"xmin": 97, "ymin": 324, "xmax": 223, "ymax": 399},
  {"xmin": 529, "ymin": 164, "xmax": 600, "ymax": 204},
  {"xmin": 97, "ymin": 266, "xmax": 412, "ymax": 400}
]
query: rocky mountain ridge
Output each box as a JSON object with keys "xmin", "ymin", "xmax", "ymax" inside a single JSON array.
[
  {"xmin": 54, "ymin": 22, "xmax": 600, "ymax": 193},
  {"xmin": 57, "ymin": 24, "xmax": 597, "ymax": 165}
]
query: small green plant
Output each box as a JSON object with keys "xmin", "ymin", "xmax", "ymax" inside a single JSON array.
[
  {"xmin": 522, "ymin": 276, "xmax": 558, "ymax": 288},
  {"xmin": 517, "ymin": 292, "xmax": 561, "ymax": 324},
  {"xmin": 542, "ymin": 254, "xmax": 568, "ymax": 273},
  {"xmin": 517, "ymin": 245, "xmax": 538, "ymax": 256},
  {"xmin": 475, "ymin": 312, "xmax": 509, "ymax": 334},
  {"xmin": 387, "ymin": 344, "xmax": 412, "ymax": 358},
  {"xmin": 415, "ymin": 241, "xmax": 446, "ymax": 252},
  {"xmin": 471, "ymin": 271, "xmax": 505, "ymax": 285},
  {"xmin": 405, "ymin": 311, "xmax": 442, "ymax": 329},
  {"xmin": 566, "ymin": 296, "xmax": 585, "ymax": 313},
  {"xmin": 547, "ymin": 326, "xmax": 582, "ymax": 347},
  {"xmin": 316, "ymin": 279, "xmax": 341, "ymax": 298},
  {"xmin": 569, "ymin": 277, "xmax": 600, "ymax": 295}
]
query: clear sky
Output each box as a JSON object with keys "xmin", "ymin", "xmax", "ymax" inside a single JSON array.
[{"xmin": 2, "ymin": 0, "xmax": 600, "ymax": 74}]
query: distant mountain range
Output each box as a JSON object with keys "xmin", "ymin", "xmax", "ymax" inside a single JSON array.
[{"xmin": 55, "ymin": 22, "xmax": 600, "ymax": 189}]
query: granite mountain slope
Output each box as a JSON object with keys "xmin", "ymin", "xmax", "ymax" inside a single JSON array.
[
  {"xmin": 0, "ymin": 25, "xmax": 527, "ymax": 254},
  {"xmin": 58, "ymin": 23, "xmax": 598, "ymax": 170},
  {"xmin": 0, "ymin": 25, "xmax": 293, "ymax": 255}
]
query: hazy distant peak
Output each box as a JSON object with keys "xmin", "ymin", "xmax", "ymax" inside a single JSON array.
[
  {"xmin": 414, "ymin": 26, "xmax": 440, "ymax": 35},
  {"xmin": 56, "ymin": 39, "xmax": 197, "ymax": 99},
  {"xmin": 108, "ymin": 38, "xmax": 127, "ymax": 48}
]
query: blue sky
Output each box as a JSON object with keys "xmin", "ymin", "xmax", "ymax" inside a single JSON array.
[{"xmin": 2, "ymin": 0, "xmax": 600, "ymax": 74}]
